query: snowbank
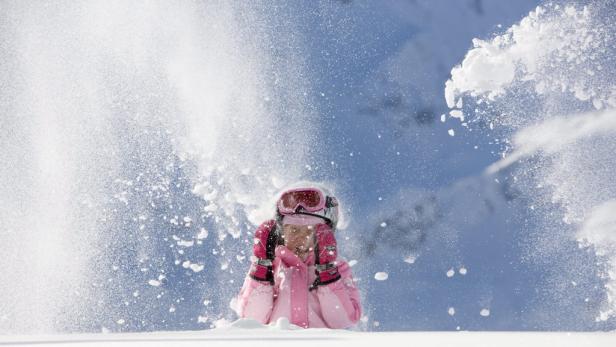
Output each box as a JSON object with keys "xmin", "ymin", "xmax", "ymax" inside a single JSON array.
[{"xmin": 1, "ymin": 319, "xmax": 615, "ymax": 347}]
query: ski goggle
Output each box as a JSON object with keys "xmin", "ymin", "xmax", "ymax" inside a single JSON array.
[{"xmin": 276, "ymin": 188, "xmax": 327, "ymax": 215}]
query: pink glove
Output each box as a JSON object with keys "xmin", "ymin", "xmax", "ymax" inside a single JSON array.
[
  {"xmin": 310, "ymin": 223, "xmax": 341, "ymax": 290},
  {"xmin": 249, "ymin": 220, "xmax": 276, "ymax": 283}
]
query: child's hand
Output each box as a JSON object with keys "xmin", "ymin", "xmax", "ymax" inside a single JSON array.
[
  {"xmin": 315, "ymin": 224, "xmax": 337, "ymax": 264},
  {"xmin": 252, "ymin": 220, "xmax": 275, "ymax": 260},
  {"xmin": 249, "ymin": 220, "xmax": 276, "ymax": 283},
  {"xmin": 310, "ymin": 224, "xmax": 341, "ymax": 290}
]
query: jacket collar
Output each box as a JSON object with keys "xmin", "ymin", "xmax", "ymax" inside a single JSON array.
[{"xmin": 275, "ymin": 245, "xmax": 315, "ymax": 268}]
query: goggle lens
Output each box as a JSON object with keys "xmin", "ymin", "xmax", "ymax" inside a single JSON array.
[{"xmin": 281, "ymin": 190, "xmax": 322, "ymax": 210}]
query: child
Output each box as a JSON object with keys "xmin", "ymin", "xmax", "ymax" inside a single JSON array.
[{"xmin": 234, "ymin": 186, "xmax": 362, "ymax": 329}]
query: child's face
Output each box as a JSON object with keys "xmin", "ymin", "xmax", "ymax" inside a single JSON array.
[{"xmin": 282, "ymin": 224, "xmax": 315, "ymax": 257}]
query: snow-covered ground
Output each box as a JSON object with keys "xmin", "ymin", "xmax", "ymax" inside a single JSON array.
[
  {"xmin": 2, "ymin": 332, "xmax": 615, "ymax": 347},
  {"xmin": 2, "ymin": 319, "xmax": 615, "ymax": 347}
]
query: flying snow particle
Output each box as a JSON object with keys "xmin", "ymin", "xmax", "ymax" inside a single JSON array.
[
  {"xmin": 459, "ymin": 267, "xmax": 467, "ymax": 275},
  {"xmin": 220, "ymin": 260, "xmax": 229, "ymax": 271},
  {"xmin": 148, "ymin": 280, "xmax": 161, "ymax": 287},
  {"xmin": 116, "ymin": 319, "xmax": 125, "ymax": 325},
  {"xmin": 181, "ymin": 260, "xmax": 204, "ymax": 272},
  {"xmin": 197, "ymin": 228, "xmax": 209, "ymax": 239},
  {"xmin": 480, "ymin": 309, "xmax": 490, "ymax": 317},
  {"xmin": 380, "ymin": 222, "xmax": 387, "ymax": 228},
  {"xmin": 448, "ymin": 307, "xmax": 456, "ymax": 316},
  {"xmin": 403, "ymin": 255, "xmax": 416, "ymax": 264},
  {"xmin": 374, "ymin": 272, "xmax": 389, "ymax": 281},
  {"xmin": 446, "ymin": 268, "xmax": 455, "ymax": 277},
  {"xmin": 449, "ymin": 109, "xmax": 464, "ymax": 121},
  {"xmin": 448, "ymin": 129, "xmax": 455, "ymax": 137},
  {"xmin": 348, "ymin": 260, "xmax": 358, "ymax": 267},
  {"xmin": 203, "ymin": 203, "xmax": 218, "ymax": 212},
  {"xmin": 177, "ymin": 239, "xmax": 194, "ymax": 247},
  {"xmin": 189, "ymin": 263, "xmax": 204, "ymax": 272}
]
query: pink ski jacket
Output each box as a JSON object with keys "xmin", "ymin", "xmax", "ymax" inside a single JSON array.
[{"xmin": 235, "ymin": 244, "xmax": 362, "ymax": 329}]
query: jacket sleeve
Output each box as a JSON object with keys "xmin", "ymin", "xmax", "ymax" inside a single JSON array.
[
  {"xmin": 234, "ymin": 273, "xmax": 276, "ymax": 324},
  {"xmin": 315, "ymin": 260, "xmax": 362, "ymax": 329}
]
